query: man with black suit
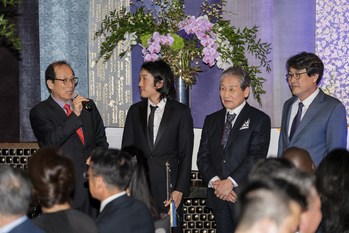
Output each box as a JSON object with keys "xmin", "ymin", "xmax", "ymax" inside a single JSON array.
[
  {"xmin": 197, "ymin": 66, "xmax": 271, "ymax": 233},
  {"xmin": 0, "ymin": 166, "xmax": 44, "ymax": 233},
  {"xmin": 122, "ymin": 60, "xmax": 194, "ymax": 224},
  {"xmin": 277, "ymin": 52, "xmax": 347, "ymax": 166},
  {"xmin": 30, "ymin": 60, "xmax": 108, "ymax": 216},
  {"xmin": 88, "ymin": 148, "xmax": 155, "ymax": 233}
]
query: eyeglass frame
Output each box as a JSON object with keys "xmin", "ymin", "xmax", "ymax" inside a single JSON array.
[
  {"xmin": 54, "ymin": 76, "xmax": 79, "ymax": 86},
  {"xmin": 285, "ymin": 72, "xmax": 308, "ymax": 81}
]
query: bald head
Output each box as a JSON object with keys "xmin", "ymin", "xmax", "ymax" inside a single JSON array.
[{"xmin": 283, "ymin": 147, "xmax": 315, "ymax": 173}]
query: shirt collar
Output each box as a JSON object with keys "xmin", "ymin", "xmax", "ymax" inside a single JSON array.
[
  {"xmin": 226, "ymin": 101, "xmax": 246, "ymax": 116},
  {"xmin": 100, "ymin": 191, "xmax": 127, "ymax": 212},
  {"xmin": 296, "ymin": 88, "xmax": 319, "ymax": 108},
  {"xmin": 148, "ymin": 98, "xmax": 166, "ymax": 110},
  {"xmin": 51, "ymin": 94, "xmax": 72, "ymax": 109},
  {"xmin": 0, "ymin": 216, "xmax": 27, "ymax": 233}
]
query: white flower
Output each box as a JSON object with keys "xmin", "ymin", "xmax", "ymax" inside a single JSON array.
[{"xmin": 119, "ymin": 32, "xmax": 137, "ymax": 53}]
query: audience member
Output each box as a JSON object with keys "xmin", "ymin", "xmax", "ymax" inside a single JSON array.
[
  {"xmin": 88, "ymin": 147, "xmax": 155, "ymax": 233},
  {"xmin": 122, "ymin": 146, "xmax": 171, "ymax": 233},
  {"xmin": 0, "ymin": 166, "xmax": 44, "ymax": 233},
  {"xmin": 283, "ymin": 147, "xmax": 315, "ymax": 173},
  {"xmin": 197, "ymin": 66, "xmax": 271, "ymax": 233},
  {"xmin": 278, "ymin": 52, "xmax": 347, "ymax": 166},
  {"xmin": 316, "ymin": 148, "xmax": 349, "ymax": 233},
  {"xmin": 235, "ymin": 178, "xmax": 307, "ymax": 233},
  {"xmin": 27, "ymin": 147, "xmax": 98, "ymax": 233},
  {"xmin": 249, "ymin": 158, "xmax": 322, "ymax": 233},
  {"xmin": 30, "ymin": 60, "xmax": 108, "ymax": 217}
]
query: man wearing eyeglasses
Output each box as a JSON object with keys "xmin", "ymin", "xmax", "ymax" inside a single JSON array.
[
  {"xmin": 30, "ymin": 60, "xmax": 109, "ymax": 217},
  {"xmin": 278, "ymin": 52, "xmax": 347, "ymax": 166}
]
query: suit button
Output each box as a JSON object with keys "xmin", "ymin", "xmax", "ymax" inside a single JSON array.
[{"xmin": 223, "ymin": 160, "xmax": 226, "ymax": 163}]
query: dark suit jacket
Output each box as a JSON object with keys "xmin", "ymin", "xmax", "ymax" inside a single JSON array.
[
  {"xmin": 278, "ymin": 89, "xmax": 347, "ymax": 165},
  {"xmin": 197, "ymin": 103, "xmax": 271, "ymax": 209},
  {"xmin": 96, "ymin": 194, "xmax": 155, "ymax": 233},
  {"xmin": 30, "ymin": 96, "xmax": 108, "ymax": 208},
  {"xmin": 9, "ymin": 218, "xmax": 45, "ymax": 233},
  {"xmin": 122, "ymin": 99, "xmax": 194, "ymax": 212}
]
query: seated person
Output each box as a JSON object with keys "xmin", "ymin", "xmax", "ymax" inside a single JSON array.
[
  {"xmin": 283, "ymin": 147, "xmax": 315, "ymax": 173},
  {"xmin": 249, "ymin": 158, "xmax": 322, "ymax": 233},
  {"xmin": 316, "ymin": 149, "xmax": 349, "ymax": 233},
  {"xmin": 28, "ymin": 147, "xmax": 98, "ymax": 233},
  {"xmin": 0, "ymin": 166, "xmax": 44, "ymax": 233},
  {"xmin": 235, "ymin": 177, "xmax": 307, "ymax": 233},
  {"xmin": 88, "ymin": 147, "xmax": 155, "ymax": 233},
  {"xmin": 122, "ymin": 146, "xmax": 171, "ymax": 232}
]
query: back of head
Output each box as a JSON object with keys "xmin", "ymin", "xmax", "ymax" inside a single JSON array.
[
  {"xmin": 122, "ymin": 146, "xmax": 159, "ymax": 219},
  {"xmin": 90, "ymin": 148, "xmax": 133, "ymax": 191},
  {"xmin": 0, "ymin": 166, "xmax": 32, "ymax": 216},
  {"xmin": 286, "ymin": 52, "xmax": 324, "ymax": 84},
  {"xmin": 316, "ymin": 149, "xmax": 349, "ymax": 232},
  {"xmin": 27, "ymin": 147, "xmax": 75, "ymax": 208},
  {"xmin": 236, "ymin": 178, "xmax": 306, "ymax": 233},
  {"xmin": 141, "ymin": 60, "xmax": 176, "ymax": 100},
  {"xmin": 249, "ymin": 158, "xmax": 315, "ymax": 196},
  {"xmin": 283, "ymin": 147, "xmax": 315, "ymax": 173}
]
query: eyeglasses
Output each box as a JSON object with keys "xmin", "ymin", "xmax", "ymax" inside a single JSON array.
[
  {"xmin": 54, "ymin": 77, "xmax": 79, "ymax": 85},
  {"xmin": 285, "ymin": 72, "xmax": 307, "ymax": 81}
]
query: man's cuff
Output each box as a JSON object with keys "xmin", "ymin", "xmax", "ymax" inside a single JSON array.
[
  {"xmin": 228, "ymin": 176, "xmax": 238, "ymax": 187},
  {"xmin": 208, "ymin": 176, "xmax": 220, "ymax": 188}
]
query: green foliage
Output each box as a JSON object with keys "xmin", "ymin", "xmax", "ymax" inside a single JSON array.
[
  {"xmin": 0, "ymin": 0, "xmax": 20, "ymax": 50},
  {"xmin": 95, "ymin": 0, "xmax": 271, "ymax": 105}
]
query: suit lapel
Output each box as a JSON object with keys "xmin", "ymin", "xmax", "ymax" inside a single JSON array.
[
  {"xmin": 138, "ymin": 101, "xmax": 152, "ymax": 149},
  {"xmin": 225, "ymin": 104, "xmax": 251, "ymax": 149},
  {"xmin": 284, "ymin": 96, "xmax": 297, "ymax": 144},
  {"xmin": 291, "ymin": 90, "xmax": 324, "ymax": 141},
  {"xmin": 153, "ymin": 99, "xmax": 174, "ymax": 148}
]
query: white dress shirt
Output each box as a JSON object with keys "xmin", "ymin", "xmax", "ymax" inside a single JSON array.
[{"xmin": 148, "ymin": 98, "xmax": 166, "ymax": 144}]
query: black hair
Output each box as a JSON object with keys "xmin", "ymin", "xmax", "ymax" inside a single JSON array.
[
  {"xmin": 141, "ymin": 60, "xmax": 176, "ymax": 100},
  {"xmin": 90, "ymin": 147, "xmax": 133, "ymax": 191},
  {"xmin": 286, "ymin": 52, "xmax": 324, "ymax": 85}
]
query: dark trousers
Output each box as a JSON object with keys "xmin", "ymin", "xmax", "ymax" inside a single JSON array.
[{"xmin": 211, "ymin": 202, "xmax": 236, "ymax": 233}]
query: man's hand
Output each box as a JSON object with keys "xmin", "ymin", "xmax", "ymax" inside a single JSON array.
[
  {"xmin": 164, "ymin": 190, "xmax": 183, "ymax": 209},
  {"xmin": 213, "ymin": 179, "xmax": 237, "ymax": 202},
  {"xmin": 72, "ymin": 95, "xmax": 89, "ymax": 116}
]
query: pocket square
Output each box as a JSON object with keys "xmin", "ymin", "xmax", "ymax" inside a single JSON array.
[{"xmin": 239, "ymin": 119, "xmax": 250, "ymax": 130}]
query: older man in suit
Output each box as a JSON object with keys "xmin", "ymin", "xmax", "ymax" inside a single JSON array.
[
  {"xmin": 88, "ymin": 148, "xmax": 155, "ymax": 233},
  {"xmin": 197, "ymin": 66, "xmax": 271, "ymax": 233},
  {"xmin": 0, "ymin": 166, "xmax": 44, "ymax": 233},
  {"xmin": 277, "ymin": 52, "xmax": 347, "ymax": 166},
  {"xmin": 122, "ymin": 60, "xmax": 194, "ymax": 226},
  {"xmin": 30, "ymin": 60, "xmax": 109, "ymax": 217}
]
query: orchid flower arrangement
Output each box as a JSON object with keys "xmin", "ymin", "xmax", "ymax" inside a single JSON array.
[{"xmin": 95, "ymin": 0, "xmax": 271, "ymax": 104}]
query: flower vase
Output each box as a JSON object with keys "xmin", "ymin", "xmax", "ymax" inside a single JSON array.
[{"xmin": 175, "ymin": 77, "xmax": 190, "ymax": 107}]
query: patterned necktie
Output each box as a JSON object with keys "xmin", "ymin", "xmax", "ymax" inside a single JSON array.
[
  {"xmin": 64, "ymin": 104, "xmax": 85, "ymax": 145},
  {"xmin": 148, "ymin": 105, "xmax": 158, "ymax": 147},
  {"xmin": 289, "ymin": 102, "xmax": 304, "ymax": 140},
  {"xmin": 221, "ymin": 112, "xmax": 236, "ymax": 147}
]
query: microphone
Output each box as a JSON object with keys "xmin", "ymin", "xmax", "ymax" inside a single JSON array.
[{"xmin": 73, "ymin": 91, "xmax": 92, "ymax": 111}]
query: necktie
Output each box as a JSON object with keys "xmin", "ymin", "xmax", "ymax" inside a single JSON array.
[
  {"xmin": 148, "ymin": 105, "xmax": 158, "ymax": 147},
  {"xmin": 64, "ymin": 104, "xmax": 85, "ymax": 145},
  {"xmin": 289, "ymin": 102, "xmax": 304, "ymax": 140},
  {"xmin": 221, "ymin": 112, "xmax": 236, "ymax": 147}
]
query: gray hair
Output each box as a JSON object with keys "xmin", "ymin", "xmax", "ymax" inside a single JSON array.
[
  {"xmin": 0, "ymin": 166, "xmax": 32, "ymax": 216},
  {"xmin": 220, "ymin": 66, "xmax": 251, "ymax": 91}
]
